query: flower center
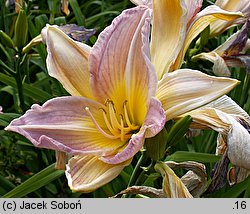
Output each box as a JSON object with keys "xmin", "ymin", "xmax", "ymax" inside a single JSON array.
[{"xmin": 85, "ymin": 100, "xmax": 140, "ymax": 142}]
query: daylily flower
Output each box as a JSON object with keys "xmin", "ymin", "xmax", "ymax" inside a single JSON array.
[
  {"xmin": 193, "ymin": 20, "xmax": 250, "ymax": 76},
  {"xmin": 130, "ymin": 0, "xmax": 243, "ymax": 78},
  {"xmin": 5, "ymin": 6, "xmax": 239, "ymax": 193},
  {"xmin": 210, "ymin": 0, "xmax": 250, "ymax": 37}
]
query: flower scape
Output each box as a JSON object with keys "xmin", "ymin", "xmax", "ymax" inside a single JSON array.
[{"xmin": 1, "ymin": 0, "xmax": 250, "ymax": 197}]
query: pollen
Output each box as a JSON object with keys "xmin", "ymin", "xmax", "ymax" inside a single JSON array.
[{"xmin": 85, "ymin": 100, "xmax": 139, "ymax": 142}]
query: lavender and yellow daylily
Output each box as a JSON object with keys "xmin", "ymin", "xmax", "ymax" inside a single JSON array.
[{"xmin": 5, "ymin": 1, "xmax": 249, "ymax": 193}]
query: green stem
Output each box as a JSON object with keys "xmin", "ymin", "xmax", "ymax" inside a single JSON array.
[
  {"xmin": 49, "ymin": 0, "xmax": 57, "ymax": 24},
  {"xmin": 14, "ymin": 54, "xmax": 25, "ymax": 112},
  {"xmin": 123, "ymin": 151, "xmax": 148, "ymax": 198},
  {"xmin": 134, "ymin": 160, "xmax": 156, "ymax": 186},
  {"xmin": 127, "ymin": 151, "xmax": 148, "ymax": 187}
]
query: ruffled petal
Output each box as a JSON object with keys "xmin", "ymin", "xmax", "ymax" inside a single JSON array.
[
  {"xmin": 5, "ymin": 96, "xmax": 125, "ymax": 156},
  {"xmin": 156, "ymin": 69, "xmax": 239, "ymax": 120},
  {"xmin": 100, "ymin": 98, "xmax": 166, "ymax": 164},
  {"xmin": 151, "ymin": 0, "xmax": 187, "ymax": 78},
  {"xmin": 42, "ymin": 25, "xmax": 94, "ymax": 98},
  {"xmin": 66, "ymin": 155, "xmax": 131, "ymax": 192},
  {"xmin": 173, "ymin": 5, "xmax": 243, "ymax": 69},
  {"xmin": 89, "ymin": 6, "xmax": 156, "ymax": 126}
]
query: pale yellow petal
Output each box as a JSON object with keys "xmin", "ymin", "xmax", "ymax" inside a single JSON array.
[
  {"xmin": 211, "ymin": 0, "xmax": 250, "ymax": 36},
  {"xmin": 205, "ymin": 95, "xmax": 250, "ymax": 121},
  {"xmin": 151, "ymin": 0, "xmax": 187, "ymax": 79},
  {"xmin": 181, "ymin": 95, "xmax": 250, "ymax": 132},
  {"xmin": 42, "ymin": 25, "xmax": 94, "ymax": 98},
  {"xmin": 156, "ymin": 69, "xmax": 239, "ymax": 120},
  {"xmin": 173, "ymin": 5, "xmax": 243, "ymax": 70},
  {"xmin": 183, "ymin": 108, "xmax": 231, "ymax": 132},
  {"xmin": 65, "ymin": 155, "xmax": 131, "ymax": 192}
]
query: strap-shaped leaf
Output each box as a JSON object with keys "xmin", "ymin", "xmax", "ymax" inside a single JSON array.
[
  {"xmin": 3, "ymin": 163, "xmax": 64, "ymax": 198},
  {"xmin": 0, "ymin": 73, "xmax": 52, "ymax": 102}
]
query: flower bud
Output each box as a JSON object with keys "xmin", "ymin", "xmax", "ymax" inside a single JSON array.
[{"xmin": 14, "ymin": 10, "xmax": 28, "ymax": 49}]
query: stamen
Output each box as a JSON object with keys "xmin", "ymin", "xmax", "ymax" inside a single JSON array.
[
  {"xmin": 120, "ymin": 115, "xmax": 124, "ymax": 142},
  {"xmin": 100, "ymin": 108, "xmax": 119, "ymax": 136},
  {"xmin": 85, "ymin": 107, "xmax": 119, "ymax": 139},
  {"xmin": 107, "ymin": 101, "xmax": 122, "ymax": 130},
  {"xmin": 86, "ymin": 100, "xmax": 140, "ymax": 141},
  {"xmin": 123, "ymin": 101, "xmax": 140, "ymax": 130},
  {"xmin": 123, "ymin": 100, "xmax": 133, "ymax": 128}
]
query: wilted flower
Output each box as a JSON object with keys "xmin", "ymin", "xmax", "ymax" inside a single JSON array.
[
  {"xmin": 193, "ymin": 20, "xmax": 250, "ymax": 76},
  {"xmin": 181, "ymin": 95, "xmax": 250, "ymax": 178}
]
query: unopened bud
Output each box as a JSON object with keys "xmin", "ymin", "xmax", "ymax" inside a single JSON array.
[{"xmin": 14, "ymin": 10, "xmax": 28, "ymax": 49}]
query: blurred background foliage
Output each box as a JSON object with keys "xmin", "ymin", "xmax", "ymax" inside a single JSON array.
[{"xmin": 0, "ymin": 0, "xmax": 250, "ymax": 198}]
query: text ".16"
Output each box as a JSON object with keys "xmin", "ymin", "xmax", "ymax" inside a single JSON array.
[{"xmin": 234, "ymin": 201, "xmax": 247, "ymax": 210}]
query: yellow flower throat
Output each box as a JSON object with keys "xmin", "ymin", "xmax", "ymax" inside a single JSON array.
[{"xmin": 85, "ymin": 100, "xmax": 139, "ymax": 142}]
